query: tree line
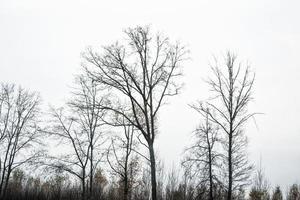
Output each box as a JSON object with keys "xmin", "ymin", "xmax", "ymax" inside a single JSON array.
[{"xmin": 0, "ymin": 26, "xmax": 299, "ymax": 200}]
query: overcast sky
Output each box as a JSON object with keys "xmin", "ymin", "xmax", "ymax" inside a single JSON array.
[{"xmin": 1, "ymin": 0, "xmax": 300, "ymax": 189}]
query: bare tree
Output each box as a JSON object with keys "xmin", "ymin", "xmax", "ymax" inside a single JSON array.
[
  {"xmin": 192, "ymin": 52, "xmax": 255, "ymax": 200},
  {"xmin": 47, "ymin": 107, "xmax": 90, "ymax": 200},
  {"xmin": 69, "ymin": 75, "xmax": 108, "ymax": 200},
  {"xmin": 46, "ymin": 76, "xmax": 107, "ymax": 200},
  {"xmin": 0, "ymin": 83, "xmax": 42, "ymax": 199},
  {"xmin": 83, "ymin": 26, "xmax": 188, "ymax": 200},
  {"xmin": 106, "ymin": 121, "xmax": 140, "ymax": 200},
  {"xmin": 182, "ymin": 112, "xmax": 220, "ymax": 200}
]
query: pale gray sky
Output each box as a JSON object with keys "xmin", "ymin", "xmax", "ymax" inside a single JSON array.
[{"xmin": 1, "ymin": 0, "xmax": 300, "ymax": 189}]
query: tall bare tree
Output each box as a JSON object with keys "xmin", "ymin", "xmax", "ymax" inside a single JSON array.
[
  {"xmin": 192, "ymin": 52, "xmax": 255, "ymax": 200},
  {"xmin": 69, "ymin": 75, "xmax": 108, "ymax": 200},
  {"xmin": 182, "ymin": 112, "xmax": 220, "ymax": 200},
  {"xmin": 47, "ymin": 76, "xmax": 107, "ymax": 200},
  {"xmin": 0, "ymin": 83, "xmax": 42, "ymax": 199},
  {"xmin": 83, "ymin": 26, "xmax": 188, "ymax": 200}
]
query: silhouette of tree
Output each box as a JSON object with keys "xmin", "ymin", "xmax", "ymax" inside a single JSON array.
[
  {"xmin": 183, "ymin": 112, "xmax": 220, "ymax": 200},
  {"xmin": 192, "ymin": 52, "xmax": 255, "ymax": 199},
  {"xmin": 83, "ymin": 25, "xmax": 188, "ymax": 200},
  {"xmin": 46, "ymin": 76, "xmax": 107, "ymax": 200},
  {"xmin": 0, "ymin": 83, "xmax": 42, "ymax": 199},
  {"xmin": 106, "ymin": 120, "xmax": 140, "ymax": 200}
]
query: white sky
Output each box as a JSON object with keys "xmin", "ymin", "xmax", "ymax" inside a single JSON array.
[{"xmin": 1, "ymin": 0, "xmax": 300, "ymax": 189}]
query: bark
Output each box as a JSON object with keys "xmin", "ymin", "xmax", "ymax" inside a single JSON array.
[
  {"xmin": 227, "ymin": 135, "xmax": 233, "ymax": 200},
  {"xmin": 149, "ymin": 143, "xmax": 157, "ymax": 200},
  {"xmin": 89, "ymin": 145, "xmax": 93, "ymax": 200},
  {"xmin": 124, "ymin": 144, "xmax": 129, "ymax": 200},
  {"xmin": 124, "ymin": 174, "xmax": 129, "ymax": 200},
  {"xmin": 208, "ymin": 147, "xmax": 213, "ymax": 200},
  {"xmin": 82, "ymin": 174, "xmax": 86, "ymax": 200}
]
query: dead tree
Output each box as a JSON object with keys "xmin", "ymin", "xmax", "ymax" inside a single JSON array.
[
  {"xmin": 182, "ymin": 112, "xmax": 220, "ymax": 200},
  {"xmin": 0, "ymin": 83, "xmax": 42, "ymax": 199},
  {"xmin": 106, "ymin": 121, "xmax": 139, "ymax": 200},
  {"xmin": 47, "ymin": 76, "xmax": 107, "ymax": 200},
  {"xmin": 83, "ymin": 26, "xmax": 188, "ymax": 200},
  {"xmin": 192, "ymin": 52, "xmax": 255, "ymax": 200}
]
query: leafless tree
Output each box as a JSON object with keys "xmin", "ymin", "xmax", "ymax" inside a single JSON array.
[
  {"xmin": 46, "ymin": 76, "xmax": 107, "ymax": 200},
  {"xmin": 69, "ymin": 75, "xmax": 108, "ymax": 200},
  {"xmin": 0, "ymin": 83, "xmax": 42, "ymax": 199},
  {"xmin": 182, "ymin": 112, "xmax": 220, "ymax": 200},
  {"xmin": 191, "ymin": 52, "xmax": 255, "ymax": 200},
  {"xmin": 83, "ymin": 25, "xmax": 188, "ymax": 200},
  {"xmin": 47, "ymin": 107, "xmax": 90, "ymax": 200},
  {"xmin": 106, "ymin": 121, "xmax": 140, "ymax": 200}
]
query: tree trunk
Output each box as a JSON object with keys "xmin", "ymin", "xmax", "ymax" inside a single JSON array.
[
  {"xmin": 1, "ymin": 167, "xmax": 12, "ymax": 200},
  {"xmin": 82, "ymin": 175, "xmax": 86, "ymax": 200},
  {"xmin": 227, "ymin": 133, "xmax": 233, "ymax": 200},
  {"xmin": 0, "ymin": 179, "xmax": 3, "ymax": 199},
  {"xmin": 89, "ymin": 145, "xmax": 93, "ymax": 200},
  {"xmin": 208, "ymin": 149, "xmax": 213, "ymax": 200},
  {"xmin": 149, "ymin": 143, "xmax": 157, "ymax": 200},
  {"xmin": 124, "ymin": 175, "xmax": 129, "ymax": 200},
  {"xmin": 124, "ymin": 152, "xmax": 129, "ymax": 200}
]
